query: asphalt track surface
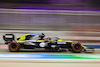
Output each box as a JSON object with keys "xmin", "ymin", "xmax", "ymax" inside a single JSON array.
[{"xmin": 0, "ymin": 62, "xmax": 100, "ymax": 67}]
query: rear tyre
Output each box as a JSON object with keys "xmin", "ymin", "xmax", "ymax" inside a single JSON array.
[
  {"xmin": 9, "ymin": 42, "xmax": 20, "ymax": 52},
  {"xmin": 71, "ymin": 42, "xmax": 82, "ymax": 53}
]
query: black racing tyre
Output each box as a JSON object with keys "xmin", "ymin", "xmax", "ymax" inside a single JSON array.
[
  {"xmin": 9, "ymin": 42, "xmax": 20, "ymax": 52},
  {"xmin": 71, "ymin": 42, "xmax": 82, "ymax": 53}
]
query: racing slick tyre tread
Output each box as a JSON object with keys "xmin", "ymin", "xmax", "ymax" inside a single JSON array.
[
  {"xmin": 9, "ymin": 41, "xmax": 20, "ymax": 52},
  {"xmin": 71, "ymin": 42, "xmax": 82, "ymax": 53}
]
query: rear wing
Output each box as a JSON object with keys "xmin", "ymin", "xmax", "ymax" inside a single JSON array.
[{"xmin": 2, "ymin": 34, "xmax": 15, "ymax": 44}]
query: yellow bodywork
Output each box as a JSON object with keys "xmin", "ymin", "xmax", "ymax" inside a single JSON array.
[
  {"xmin": 56, "ymin": 39, "xmax": 73, "ymax": 43},
  {"xmin": 65, "ymin": 41, "xmax": 73, "ymax": 43},
  {"xmin": 17, "ymin": 34, "xmax": 30, "ymax": 43},
  {"xmin": 82, "ymin": 46, "xmax": 88, "ymax": 48},
  {"xmin": 85, "ymin": 51, "xmax": 94, "ymax": 53},
  {"xmin": 37, "ymin": 40, "xmax": 45, "ymax": 42}
]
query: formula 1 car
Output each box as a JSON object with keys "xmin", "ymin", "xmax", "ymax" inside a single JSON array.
[{"xmin": 2, "ymin": 33, "xmax": 94, "ymax": 53}]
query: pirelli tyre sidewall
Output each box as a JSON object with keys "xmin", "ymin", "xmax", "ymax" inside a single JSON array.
[
  {"xmin": 9, "ymin": 42, "xmax": 20, "ymax": 52},
  {"xmin": 71, "ymin": 41, "xmax": 82, "ymax": 53}
]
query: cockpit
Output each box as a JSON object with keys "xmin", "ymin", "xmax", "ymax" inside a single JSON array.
[{"xmin": 25, "ymin": 34, "xmax": 45, "ymax": 40}]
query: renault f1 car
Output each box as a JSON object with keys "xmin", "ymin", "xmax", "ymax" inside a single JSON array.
[{"xmin": 2, "ymin": 33, "xmax": 94, "ymax": 53}]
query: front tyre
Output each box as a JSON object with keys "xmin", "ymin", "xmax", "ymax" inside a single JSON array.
[
  {"xmin": 71, "ymin": 42, "xmax": 82, "ymax": 53},
  {"xmin": 9, "ymin": 42, "xmax": 20, "ymax": 52}
]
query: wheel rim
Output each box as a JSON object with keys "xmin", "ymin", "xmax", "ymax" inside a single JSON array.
[
  {"xmin": 9, "ymin": 42, "xmax": 19, "ymax": 52},
  {"xmin": 11, "ymin": 43, "xmax": 17, "ymax": 49},
  {"xmin": 74, "ymin": 44, "xmax": 81, "ymax": 51},
  {"xmin": 72, "ymin": 42, "xmax": 82, "ymax": 52}
]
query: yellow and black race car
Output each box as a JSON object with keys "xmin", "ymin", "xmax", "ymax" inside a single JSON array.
[{"xmin": 2, "ymin": 33, "xmax": 94, "ymax": 53}]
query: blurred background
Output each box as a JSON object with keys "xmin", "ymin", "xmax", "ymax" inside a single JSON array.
[
  {"xmin": 0, "ymin": 1, "xmax": 100, "ymax": 67},
  {"xmin": 0, "ymin": 0, "xmax": 100, "ymax": 44}
]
